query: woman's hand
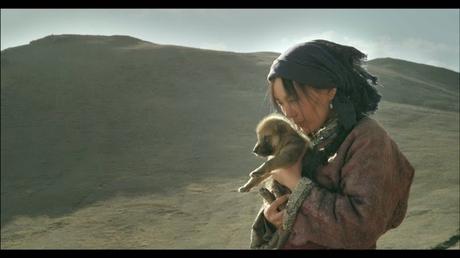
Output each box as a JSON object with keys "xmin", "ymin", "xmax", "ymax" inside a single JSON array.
[
  {"xmin": 264, "ymin": 139, "xmax": 306, "ymax": 229},
  {"xmin": 263, "ymin": 194, "xmax": 289, "ymax": 229},
  {"xmin": 269, "ymin": 149, "xmax": 305, "ymax": 191}
]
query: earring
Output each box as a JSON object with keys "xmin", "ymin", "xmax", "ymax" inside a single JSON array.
[{"xmin": 329, "ymin": 102, "xmax": 333, "ymax": 109}]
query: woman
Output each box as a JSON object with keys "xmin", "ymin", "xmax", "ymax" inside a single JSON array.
[{"xmin": 250, "ymin": 40, "xmax": 415, "ymax": 249}]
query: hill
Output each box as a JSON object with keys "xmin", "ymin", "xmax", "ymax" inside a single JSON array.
[{"xmin": 1, "ymin": 35, "xmax": 458, "ymax": 249}]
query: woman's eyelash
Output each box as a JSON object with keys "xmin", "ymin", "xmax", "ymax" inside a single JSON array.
[{"xmin": 286, "ymin": 96, "xmax": 298, "ymax": 103}]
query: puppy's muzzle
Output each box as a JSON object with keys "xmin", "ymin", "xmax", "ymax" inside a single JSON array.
[{"xmin": 253, "ymin": 144, "xmax": 273, "ymax": 157}]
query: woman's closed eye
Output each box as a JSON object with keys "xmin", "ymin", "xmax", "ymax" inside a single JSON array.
[
  {"xmin": 276, "ymin": 98, "xmax": 297, "ymax": 107},
  {"xmin": 287, "ymin": 98, "xmax": 298, "ymax": 104}
]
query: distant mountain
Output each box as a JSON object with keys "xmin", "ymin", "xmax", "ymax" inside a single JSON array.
[
  {"xmin": 367, "ymin": 57, "xmax": 459, "ymax": 112},
  {"xmin": 2, "ymin": 35, "xmax": 458, "ymax": 115}
]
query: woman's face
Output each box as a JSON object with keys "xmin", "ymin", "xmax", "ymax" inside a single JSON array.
[{"xmin": 272, "ymin": 77, "xmax": 336, "ymax": 135}]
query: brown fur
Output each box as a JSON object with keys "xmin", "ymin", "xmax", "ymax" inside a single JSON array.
[{"xmin": 238, "ymin": 113, "xmax": 311, "ymax": 194}]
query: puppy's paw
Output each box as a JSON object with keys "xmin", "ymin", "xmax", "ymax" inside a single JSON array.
[
  {"xmin": 238, "ymin": 186, "xmax": 250, "ymax": 192},
  {"xmin": 249, "ymin": 169, "xmax": 264, "ymax": 177}
]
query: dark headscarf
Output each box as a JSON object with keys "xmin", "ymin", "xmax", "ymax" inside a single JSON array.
[{"xmin": 267, "ymin": 40, "xmax": 380, "ymax": 131}]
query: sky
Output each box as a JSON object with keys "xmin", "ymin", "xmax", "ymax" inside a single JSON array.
[{"xmin": 1, "ymin": 9, "xmax": 459, "ymax": 72}]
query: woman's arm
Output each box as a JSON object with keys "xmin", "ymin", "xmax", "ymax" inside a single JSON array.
[{"xmin": 268, "ymin": 126, "xmax": 414, "ymax": 249}]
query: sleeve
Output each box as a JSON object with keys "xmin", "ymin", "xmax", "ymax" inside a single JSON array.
[
  {"xmin": 282, "ymin": 130, "xmax": 398, "ymax": 249},
  {"xmin": 250, "ymin": 206, "xmax": 292, "ymax": 249}
]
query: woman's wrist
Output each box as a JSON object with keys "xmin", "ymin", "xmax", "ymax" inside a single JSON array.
[{"xmin": 287, "ymin": 177, "xmax": 301, "ymax": 191}]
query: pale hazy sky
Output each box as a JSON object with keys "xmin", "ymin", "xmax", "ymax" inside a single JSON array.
[{"xmin": 1, "ymin": 9, "xmax": 459, "ymax": 72}]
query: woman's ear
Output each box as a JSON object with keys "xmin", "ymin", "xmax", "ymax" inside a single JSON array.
[{"xmin": 328, "ymin": 88, "xmax": 337, "ymax": 101}]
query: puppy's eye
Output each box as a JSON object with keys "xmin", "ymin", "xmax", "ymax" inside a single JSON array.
[{"xmin": 262, "ymin": 136, "xmax": 271, "ymax": 144}]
